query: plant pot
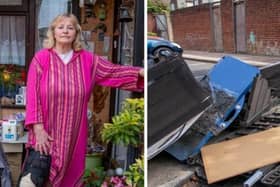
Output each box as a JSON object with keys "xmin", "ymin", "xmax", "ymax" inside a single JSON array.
[{"xmin": 85, "ymin": 153, "xmax": 103, "ymax": 170}]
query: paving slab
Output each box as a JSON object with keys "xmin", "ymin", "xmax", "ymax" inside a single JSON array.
[{"xmin": 148, "ymin": 152, "xmax": 194, "ymax": 187}]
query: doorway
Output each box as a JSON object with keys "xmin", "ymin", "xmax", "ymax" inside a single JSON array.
[
  {"xmin": 212, "ymin": 3, "xmax": 223, "ymax": 52},
  {"xmin": 234, "ymin": 0, "xmax": 246, "ymax": 53}
]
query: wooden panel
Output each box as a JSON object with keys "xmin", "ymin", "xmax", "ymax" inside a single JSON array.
[
  {"xmin": 212, "ymin": 5, "xmax": 223, "ymax": 52},
  {"xmin": 234, "ymin": 1, "xmax": 246, "ymax": 53},
  {"xmin": 6, "ymin": 153, "xmax": 22, "ymax": 186},
  {"xmin": 2, "ymin": 143, "xmax": 23, "ymax": 153},
  {"xmin": 201, "ymin": 127, "xmax": 280, "ymax": 184},
  {"xmin": 245, "ymin": 76, "xmax": 271, "ymax": 125}
]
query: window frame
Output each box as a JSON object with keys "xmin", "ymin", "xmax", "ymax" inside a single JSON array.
[
  {"xmin": 0, "ymin": 0, "xmax": 35, "ymax": 72},
  {"xmin": 0, "ymin": 0, "xmax": 28, "ymax": 12},
  {"xmin": 0, "ymin": 0, "xmax": 35, "ymax": 108}
]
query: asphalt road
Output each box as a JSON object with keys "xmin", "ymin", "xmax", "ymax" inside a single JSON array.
[{"xmin": 186, "ymin": 59, "xmax": 214, "ymax": 79}]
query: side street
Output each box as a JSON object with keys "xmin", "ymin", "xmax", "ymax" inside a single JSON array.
[{"xmin": 148, "ymin": 0, "xmax": 280, "ymax": 186}]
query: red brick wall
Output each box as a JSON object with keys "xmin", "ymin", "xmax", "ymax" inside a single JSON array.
[
  {"xmin": 171, "ymin": 0, "xmax": 280, "ymax": 56},
  {"xmin": 246, "ymin": 0, "xmax": 280, "ymax": 55},
  {"xmin": 171, "ymin": 4, "xmax": 213, "ymax": 51},
  {"xmin": 148, "ymin": 13, "xmax": 157, "ymax": 33}
]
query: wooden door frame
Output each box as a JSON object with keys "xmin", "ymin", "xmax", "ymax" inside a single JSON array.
[
  {"xmin": 232, "ymin": 0, "xmax": 246, "ymax": 53},
  {"xmin": 210, "ymin": 2, "xmax": 224, "ymax": 52}
]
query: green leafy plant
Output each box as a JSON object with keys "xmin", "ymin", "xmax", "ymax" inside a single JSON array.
[
  {"xmin": 148, "ymin": 0, "xmax": 169, "ymax": 14},
  {"xmin": 83, "ymin": 167, "xmax": 106, "ymax": 187},
  {"xmin": 101, "ymin": 98, "xmax": 144, "ymax": 146},
  {"xmin": 124, "ymin": 156, "xmax": 144, "ymax": 187}
]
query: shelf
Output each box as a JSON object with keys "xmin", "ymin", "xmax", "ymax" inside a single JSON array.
[
  {"xmin": 0, "ymin": 105, "xmax": 25, "ymax": 109},
  {"xmin": 0, "ymin": 132, "xmax": 28, "ymax": 144}
]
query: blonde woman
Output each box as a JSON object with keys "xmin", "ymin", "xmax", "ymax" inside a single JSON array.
[{"xmin": 19, "ymin": 13, "xmax": 144, "ymax": 187}]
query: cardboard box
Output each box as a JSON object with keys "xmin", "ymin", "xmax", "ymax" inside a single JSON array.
[{"xmin": 2, "ymin": 120, "xmax": 24, "ymax": 141}]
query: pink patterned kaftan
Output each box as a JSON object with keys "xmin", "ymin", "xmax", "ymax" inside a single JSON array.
[{"xmin": 24, "ymin": 48, "xmax": 144, "ymax": 187}]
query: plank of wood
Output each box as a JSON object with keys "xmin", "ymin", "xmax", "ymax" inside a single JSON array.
[{"xmin": 201, "ymin": 127, "xmax": 280, "ymax": 184}]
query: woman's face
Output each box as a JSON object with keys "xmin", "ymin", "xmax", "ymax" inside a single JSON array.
[{"xmin": 54, "ymin": 18, "xmax": 76, "ymax": 46}]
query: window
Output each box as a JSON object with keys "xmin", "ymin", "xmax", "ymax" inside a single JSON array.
[
  {"xmin": 0, "ymin": 0, "xmax": 33, "ymax": 106},
  {"xmin": 35, "ymin": 0, "xmax": 73, "ymax": 51},
  {"xmin": 0, "ymin": 16, "xmax": 26, "ymax": 98},
  {"xmin": 0, "ymin": 0, "xmax": 78, "ymax": 105}
]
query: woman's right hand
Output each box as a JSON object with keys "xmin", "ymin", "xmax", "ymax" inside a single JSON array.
[{"xmin": 33, "ymin": 124, "xmax": 54, "ymax": 155}]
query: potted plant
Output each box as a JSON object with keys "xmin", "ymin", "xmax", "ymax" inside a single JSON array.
[
  {"xmin": 124, "ymin": 156, "xmax": 144, "ymax": 187},
  {"xmin": 84, "ymin": 110, "xmax": 106, "ymax": 186},
  {"xmin": 100, "ymin": 98, "xmax": 144, "ymax": 187},
  {"xmin": 86, "ymin": 143, "xmax": 105, "ymax": 170},
  {"xmin": 101, "ymin": 98, "xmax": 144, "ymax": 147}
]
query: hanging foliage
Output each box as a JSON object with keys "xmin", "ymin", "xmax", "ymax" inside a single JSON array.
[{"xmin": 148, "ymin": 0, "xmax": 169, "ymax": 14}]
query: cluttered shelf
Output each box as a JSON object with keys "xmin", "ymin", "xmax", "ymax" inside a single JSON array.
[
  {"xmin": 1, "ymin": 132, "xmax": 27, "ymax": 153},
  {"xmin": 0, "ymin": 131, "xmax": 28, "ymax": 186},
  {"xmin": 0, "ymin": 132, "xmax": 28, "ymax": 144}
]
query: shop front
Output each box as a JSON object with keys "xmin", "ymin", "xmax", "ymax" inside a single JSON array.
[{"xmin": 0, "ymin": 0, "xmax": 143, "ymax": 185}]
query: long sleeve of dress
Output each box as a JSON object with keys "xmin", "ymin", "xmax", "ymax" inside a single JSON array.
[
  {"xmin": 25, "ymin": 57, "xmax": 43, "ymax": 128},
  {"xmin": 94, "ymin": 56, "xmax": 144, "ymax": 92}
]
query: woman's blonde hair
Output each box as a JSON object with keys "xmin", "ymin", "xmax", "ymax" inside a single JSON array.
[{"xmin": 43, "ymin": 13, "xmax": 83, "ymax": 51}]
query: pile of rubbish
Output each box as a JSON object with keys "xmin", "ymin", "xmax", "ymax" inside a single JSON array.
[{"xmin": 148, "ymin": 55, "xmax": 280, "ymax": 186}]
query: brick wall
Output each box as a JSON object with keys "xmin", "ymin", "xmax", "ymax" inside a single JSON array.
[
  {"xmin": 148, "ymin": 13, "xmax": 157, "ymax": 33},
  {"xmin": 171, "ymin": 4, "xmax": 213, "ymax": 51},
  {"xmin": 171, "ymin": 0, "xmax": 280, "ymax": 56},
  {"xmin": 246, "ymin": 0, "xmax": 280, "ymax": 55}
]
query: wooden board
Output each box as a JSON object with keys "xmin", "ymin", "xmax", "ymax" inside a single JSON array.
[
  {"xmin": 201, "ymin": 127, "xmax": 280, "ymax": 184},
  {"xmin": 6, "ymin": 153, "xmax": 22, "ymax": 187}
]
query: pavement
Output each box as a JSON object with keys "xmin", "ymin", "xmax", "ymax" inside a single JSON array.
[
  {"xmin": 148, "ymin": 152, "xmax": 194, "ymax": 187},
  {"xmin": 183, "ymin": 50, "xmax": 280, "ymax": 67}
]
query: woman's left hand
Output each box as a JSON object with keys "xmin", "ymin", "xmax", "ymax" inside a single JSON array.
[{"xmin": 139, "ymin": 69, "xmax": 144, "ymax": 77}]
